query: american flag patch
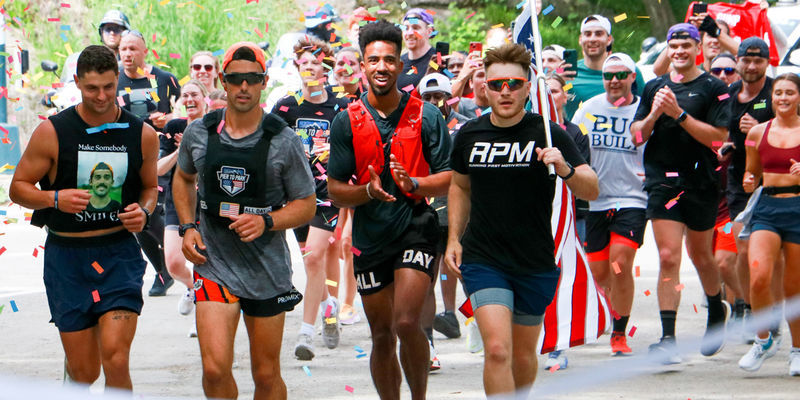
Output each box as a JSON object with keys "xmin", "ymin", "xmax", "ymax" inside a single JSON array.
[{"xmin": 219, "ymin": 202, "xmax": 240, "ymax": 218}]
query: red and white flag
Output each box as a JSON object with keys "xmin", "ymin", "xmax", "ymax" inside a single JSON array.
[{"xmin": 539, "ymin": 171, "xmax": 612, "ymax": 354}]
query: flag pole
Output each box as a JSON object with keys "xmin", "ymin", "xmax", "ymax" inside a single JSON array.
[{"xmin": 527, "ymin": 0, "xmax": 556, "ymax": 179}]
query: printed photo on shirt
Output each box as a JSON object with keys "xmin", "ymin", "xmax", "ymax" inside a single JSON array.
[{"xmin": 78, "ymin": 151, "xmax": 128, "ymax": 213}]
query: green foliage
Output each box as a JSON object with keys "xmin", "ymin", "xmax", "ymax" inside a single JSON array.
[{"xmin": 435, "ymin": 4, "xmax": 489, "ymax": 53}]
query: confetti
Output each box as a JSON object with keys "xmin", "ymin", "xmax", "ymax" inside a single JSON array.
[
  {"xmin": 401, "ymin": 84, "xmax": 414, "ymax": 92},
  {"xmin": 441, "ymin": 274, "xmax": 447, "ymax": 281},
  {"xmin": 665, "ymin": 172, "xmax": 679, "ymax": 177},
  {"xmin": 635, "ymin": 265, "xmax": 640, "ymax": 277},
  {"xmin": 628, "ymin": 325, "xmax": 637, "ymax": 337},
  {"xmin": 92, "ymin": 261, "xmax": 104, "ymax": 274},
  {"xmin": 613, "ymin": 96, "xmax": 626, "ymax": 107},
  {"xmin": 717, "ymin": 93, "xmax": 730, "ymax": 101},
  {"xmin": 92, "ymin": 290, "xmax": 100, "ymax": 302},
  {"xmin": 491, "ymin": 23, "xmax": 505, "ymax": 29},
  {"xmin": 585, "ymin": 113, "xmax": 598, "ymax": 122},
  {"xmin": 644, "ymin": 290, "xmax": 651, "ymax": 296},
  {"xmin": 465, "ymin": 11, "xmax": 476, "ymax": 19},
  {"xmin": 612, "ymin": 262, "xmax": 621, "ymax": 274},
  {"xmin": 345, "ymin": 385, "xmax": 354, "ymax": 393},
  {"xmin": 671, "ymin": 73, "xmax": 684, "ymax": 83},
  {"xmin": 356, "ymin": 352, "xmax": 367, "ymax": 358},
  {"xmin": 549, "ymin": 364, "xmax": 561, "ymax": 373},
  {"xmin": 325, "ymin": 279, "xmax": 338, "ymax": 287},
  {"xmin": 562, "ymin": 83, "xmax": 572, "ymax": 91},
  {"xmin": 753, "ymin": 102, "xmax": 766, "ymax": 110},
  {"xmin": 745, "ymin": 140, "xmax": 756, "ymax": 147},
  {"xmin": 86, "ymin": 122, "xmax": 130, "ymax": 134},
  {"xmin": 693, "ymin": 304, "xmax": 698, "ymax": 313},
  {"xmin": 303, "ymin": 366, "xmax": 311, "ymax": 376},
  {"xmin": 10, "ymin": 300, "xmax": 19, "ymax": 312},
  {"xmin": 674, "ymin": 283, "xmax": 685, "ymax": 292},
  {"xmin": 351, "ymin": 247, "xmax": 361, "ymax": 256},
  {"xmin": 0, "ymin": 246, "xmax": 6, "ymax": 256},
  {"xmin": 614, "ymin": 13, "xmax": 627, "ymax": 23},
  {"xmin": 32, "ymin": 248, "xmax": 38, "ymax": 257},
  {"xmin": 354, "ymin": 345, "xmax": 365, "ymax": 353},
  {"xmin": 551, "ymin": 16, "xmax": 562, "ymax": 28},
  {"xmin": 578, "ymin": 123, "xmax": 588, "ymax": 135},
  {"xmin": 542, "ymin": 4, "xmax": 554, "ymax": 15}
]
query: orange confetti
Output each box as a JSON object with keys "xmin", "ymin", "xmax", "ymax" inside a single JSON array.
[
  {"xmin": 644, "ymin": 290, "xmax": 651, "ymax": 296},
  {"xmin": 92, "ymin": 290, "xmax": 100, "ymax": 303},
  {"xmin": 92, "ymin": 261, "xmax": 104, "ymax": 274},
  {"xmin": 693, "ymin": 304, "xmax": 698, "ymax": 313},
  {"xmin": 635, "ymin": 265, "xmax": 640, "ymax": 277},
  {"xmin": 612, "ymin": 262, "xmax": 621, "ymax": 274},
  {"xmin": 675, "ymin": 283, "xmax": 685, "ymax": 291}
]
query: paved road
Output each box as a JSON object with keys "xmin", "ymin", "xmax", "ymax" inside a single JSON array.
[{"xmin": 1, "ymin": 200, "xmax": 798, "ymax": 399}]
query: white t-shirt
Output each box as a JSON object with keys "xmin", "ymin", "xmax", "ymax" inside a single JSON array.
[{"xmin": 571, "ymin": 93, "xmax": 647, "ymax": 211}]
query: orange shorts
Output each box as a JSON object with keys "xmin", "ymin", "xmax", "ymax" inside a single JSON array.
[
  {"xmin": 712, "ymin": 218, "xmax": 737, "ymax": 254},
  {"xmin": 193, "ymin": 271, "xmax": 302, "ymax": 317}
]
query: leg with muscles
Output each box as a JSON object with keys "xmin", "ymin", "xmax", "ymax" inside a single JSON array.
[
  {"xmin": 608, "ymin": 237, "xmax": 637, "ymax": 354},
  {"xmin": 510, "ymin": 322, "xmax": 544, "ymax": 396},
  {"xmin": 297, "ymin": 227, "xmax": 333, "ymax": 357},
  {"xmin": 361, "ymin": 284, "xmax": 402, "ymax": 399},
  {"xmin": 244, "ymin": 312, "xmax": 287, "ymax": 400},
  {"xmin": 97, "ymin": 310, "xmax": 138, "ymax": 390},
  {"xmin": 652, "ymin": 220, "xmax": 685, "ymax": 334},
  {"xmin": 739, "ymin": 230, "xmax": 780, "ymax": 371},
  {"xmin": 393, "ymin": 268, "xmax": 432, "ymax": 399},
  {"xmin": 734, "ymin": 223, "xmax": 751, "ymax": 305},
  {"xmin": 686, "ymin": 227, "xmax": 728, "ymax": 356},
  {"xmin": 325, "ymin": 232, "xmax": 341, "ymax": 298},
  {"xmin": 474, "ymin": 303, "xmax": 514, "ymax": 395},
  {"xmin": 196, "ymin": 301, "xmax": 240, "ymax": 399},
  {"xmin": 338, "ymin": 209, "xmax": 360, "ymax": 322},
  {"xmin": 717, "ymin": 249, "xmax": 741, "ymax": 303},
  {"xmin": 59, "ymin": 327, "xmax": 101, "ymax": 385}
]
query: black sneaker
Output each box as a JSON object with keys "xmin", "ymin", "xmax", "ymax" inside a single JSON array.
[
  {"xmin": 701, "ymin": 300, "xmax": 730, "ymax": 356},
  {"xmin": 648, "ymin": 336, "xmax": 681, "ymax": 365},
  {"xmin": 148, "ymin": 273, "xmax": 174, "ymax": 297},
  {"xmin": 433, "ymin": 311, "xmax": 461, "ymax": 339}
]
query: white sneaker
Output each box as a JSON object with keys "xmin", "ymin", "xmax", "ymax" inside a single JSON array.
[
  {"xmin": 321, "ymin": 298, "xmax": 341, "ymax": 349},
  {"xmin": 790, "ymin": 348, "xmax": 800, "ymax": 376},
  {"xmin": 739, "ymin": 335, "xmax": 775, "ymax": 372},
  {"xmin": 295, "ymin": 333, "xmax": 315, "ymax": 360},
  {"xmin": 768, "ymin": 331, "xmax": 782, "ymax": 358},
  {"xmin": 429, "ymin": 341, "xmax": 441, "ymax": 372},
  {"xmin": 467, "ymin": 320, "xmax": 483, "ymax": 353},
  {"xmin": 544, "ymin": 350, "xmax": 568, "ymax": 370},
  {"xmin": 179, "ymin": 288, "xmax": 195, "ymax": 316}
]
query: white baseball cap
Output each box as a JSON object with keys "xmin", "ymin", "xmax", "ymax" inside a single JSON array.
[
  {"xmin": 542, "ymin": 44, "xmax": 566, "ymax": 61},
  {"xmin": 580, "ymin": 15, "xmax": 611, "ymax": 35},
  {"xmin": 419, "ymin": 73, "xmax": 452, "ymax": 95},
  {"xmin": 602, "ymin": 53, "xmax": 636, "ymax": 73}
]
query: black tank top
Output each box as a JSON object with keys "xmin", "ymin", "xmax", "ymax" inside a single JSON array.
[
  {"xmin": 31, "ymin": 106, "xmax": 144, "ymax": 232},
  {"xmin": 199, "ymin": 109, "xmax": 287, "ymax": 222}
]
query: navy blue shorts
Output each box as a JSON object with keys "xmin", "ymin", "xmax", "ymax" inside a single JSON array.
[
  {"xmin": 43, "ymin": 230, "xmax": 146, "ymax": 332},
  {"xmin": 751, "ymin": 195, "xmax": 800, "ymax": 244},
  {"xmin": 461, "ymin": 263, "xmax": 560, "ymax": 326}
]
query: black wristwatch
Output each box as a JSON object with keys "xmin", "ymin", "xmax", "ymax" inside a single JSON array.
[
  {"xmin": 179, "ymin": 222, "xmax": 198, "ymax": 237},
  {"xmin": 262, "ymin": 213, "xmax": 274, "ymax": 231},
  {"xmin": 141, "ymin": 207, "xmax": 152, "ymax": 230},
  {"xmin": 676, "ymin": 111, "xmax": 688, "ymax": 124},
  {"xmin": 559, "ymin": 162, "xmax": 576, "ymax": 180}
]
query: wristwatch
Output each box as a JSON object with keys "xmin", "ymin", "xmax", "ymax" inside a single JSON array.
[
  {"xmin": 179, "ymin": 222, "xmax": 198, "ymax": 237},
  {"xmin": 559, "ymin": 162, "xmax": 576, "ymax": 180},
  {"xmin": 676, "ymin": 111, "xmax": 688, "ymax": 124},
  {"xmin": 141, "ymin": 207, "xmax": 152, "ymax": 230},
  {"xmin": 262, "ymin": 213, "xmax": 274, "ymax": 231}
]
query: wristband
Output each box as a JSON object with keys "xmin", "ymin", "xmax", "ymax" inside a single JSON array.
[
  {"xmin": 559, "ymin": 162, "xmax": 576, "ymax": 180},
  {"xmin": 409, "ymin": 177, "xmax": 420, "ymax": 193},
  {"xmin": 366, "ymin": 182, "xmax": 375, "ymax": 200},
  {"xmin": 54, "ymin": 190, "xmax": 59, "ymax": 211}
]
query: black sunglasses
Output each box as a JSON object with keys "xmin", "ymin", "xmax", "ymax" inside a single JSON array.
[
  {"xmin": 602, "ymin": 71, "xmax": 631, "ymax": 81},
  {"xmin": 223, "ymin": 72, "xmax": 266, "ymax": 85},
  {"xmin": 192, "ymin": 64, "xmax": 214, "ymax": 72},
  {"xmin": 710, "ymin": 67, "xmax": 736, "ymax": 76},
  {"xmin": 102, "ymin": 25, "xmax": 125, "ymax": 34}
]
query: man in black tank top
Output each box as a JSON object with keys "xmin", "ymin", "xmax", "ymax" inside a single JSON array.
[{"xmin": 9, "ymin": 45, "xmax": 159, "ymax": 391}]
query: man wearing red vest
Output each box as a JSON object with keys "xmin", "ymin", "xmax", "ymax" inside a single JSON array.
[{"xmin": 328, "ymin": 19, "xmax": 452, "ymax": 399}]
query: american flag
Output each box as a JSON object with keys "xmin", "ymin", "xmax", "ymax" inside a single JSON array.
[
  {"xmin": 233, "ymin": 180, "xmax": 244, "ymax": 189},
  {"xmin": 220, "ymin": 202, "xmax": 240, "ymax": 218},
  {"xmin": 539, "ymin": 178, "xmax": 612, "ymax": 354}
]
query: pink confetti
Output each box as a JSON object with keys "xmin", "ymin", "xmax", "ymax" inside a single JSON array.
[
  {"xmin": 634, "ymin": 130, "xmax": 642, "ymax": 144},
  {"xmin": 465, "ymin": 11, "xmax": 476, "ymax": 19},
  {"xmin": 351, "ymin": 247, "xmax": 362, "ymax": 256},
  {"xmin": 315, "ymin": 163, "xmax": 326, "ymax": 174},
  {"xmin": 117, "ymin": 96, "xmax": 125, "ymax": 106},
  {"xmin": 745, "ymin": 140, "xmax": 756, "ymax": 147},
  {"xmin": 345, "ymin": 385, "xmax": 354, "ymax": 393},
  {"xmin": 446, "ymin": 97, "xmax": 460, "ymax": 105},
  {"xmin": 674, "ymin": 283, "xmax": 685, "ymax": 292},
  {"xmin": 47, "ymin": 17, "xmax": 60, "ymax": 22},
  {"xmin": 612, "ymin": 261, "xmax": 621, "ymax": 274},
  {"xmin": 32, "ymin": 248, "xmax": 38, "ymax": 257},
  {"xmin": 169, "ymin": 53, "xmax": 181, "ymax": 59},
  {"xmin": 711, "ymin": 141, "xmax": 722, "ymax": 147},
  {"xmin": 92, "ymin": 290, "xmax": 100, "ymax": 303},
  {"xmin": 671, "ymin": 73, "xmax": 684, "ymax": 83},
  {"xmin": 717, "ymin": 93, "xmax": 730, "ymax": 101},
  {"xmin": 401, "ymin": 84, "xmax": 415, "ymax": 92},
  {"xmin": 217, "ymin": 120, "xmax": 225, "ymax": 134},
  {"xmin": 665, "ymin": 172, "xmax": 679, "ymax": 177},
  {"xmin": 279, "ymin": 106, "xmax": 289, "ymax": 112},
  {"xmin": 549, "ymin": 364, "xmax": 561, "ymax": 373},
  {"xmin": 325, "ymin": 304, "xmax": 332, "ymax": 318},
  {"xmin": 0, "ymin": 246, "xmax": 6, "ymax": 256},
  {"xmin": 61, "ymin": 3, "xmax": 71, "ymax": 7},
  {"xmin": 628, "ymin": 326, "xmax": 637, "ymax": 337},
  {"xmin": 613, "ymin": 96, "xmax": 626, "ymax": 107}
]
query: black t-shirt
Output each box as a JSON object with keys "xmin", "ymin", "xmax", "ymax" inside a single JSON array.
[
  {"xmin": 118, "ymin": 65, "xmax": 180, "ymax": 128},
  {"xmin": 398, "ymin": 47, "xmax": 436, "ymax": 91},
  {"xmin": 727, "ymin": 77, "xmax": 773, "ymax": 193},
  {"xmin": 159, "ymin": 118, "xmax": 188, "ymax": 203},
  {"xmin": 451, "ymin": 113, "xmax": 586, "ymax": 275},
  {"xmin": 328, "ymin": 92, "xmax": 452, "ymax": 255},
  {"xmin": 564, "ymin": 120, "xmax": 590, "ymax": 215},
  {"xmin": 633, "ymin": 72, "xmax": 730, "ymax": 190},
  {"xmin": 272, "ymin": 93, "xmax": 350, "ymax": 201}
]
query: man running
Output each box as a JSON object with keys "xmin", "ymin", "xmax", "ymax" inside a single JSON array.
[
  {"xmin": 630, "ymin": 23, "xmax": 731, "ymax": 363},
  {"xmin": 173, "ymin": 41, "xmax": 315, "ymax": 399},
  {"xmin": 571, "ymin": 52, "xmax": 645, "ymax": 356},
  {"xmin": 10, "ymin": 44, "xmax": 158, "ymax": 390},
  {"xmin": 328, "ymin": 20, "xmax": 452, "ymax": 399},
  {"xmin": 446, "ymin": 42, "xmax": 598, "ymax": 399}
]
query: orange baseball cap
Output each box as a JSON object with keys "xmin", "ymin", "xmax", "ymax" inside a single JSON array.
[{"xmin": 222, "ymin": 41, "xmax": 267, "ymax": 72}]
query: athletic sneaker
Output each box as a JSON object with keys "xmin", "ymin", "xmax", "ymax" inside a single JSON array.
[
  {"xmin": 294, "ymin": 333, "xmax": 315, "ymax": 361},
  {"xmin": 339, "ymin": 304, "xmax": 362, "ymax": 325},
  {"xmin": 700, "ymin": 300, "xmax": 730, "ymax": 357},
  {"xmin": 610, "ymin": 332, "xmax": 632, "ymax": 356},
  {"xmin": 648, "ymin": 336, "xmax": 681, "ymax": 365},
  {"xmin": 789, "ymin": 348, "xmax": 800, "ymax": 376},
  {"xmin": 433, "ymin": 311, "xmax": 461, "ymax": 339},
  {"xmin": 429, "ymin": 341, "xmax": 441, "ymax": 372},
  {"xmin": 767, "ymin": 330, "xmax": 782, "ymax": 358},
  {"xmin": 467, "ymin": 321, "xmax": 483, "ymax": 353},
  {"xmin": 148, "ymin": 273, "xmax": 174, "ymax": 296},
  {"xmin": 544, "ymin": 350, "xmax": 567, "ymax": 370},
  {"xmin": 321, "ymin": 298, "xmax": 341, "ymax": 349},
  {"xmin": 178, "ymin": 288, "xmax": 195, "ymax": 316},
  {"xmin": 739, "ymin": 334, "xmax": 774, "ymax": 372}
]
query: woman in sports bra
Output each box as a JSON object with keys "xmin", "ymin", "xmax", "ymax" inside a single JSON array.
[{"xmin": 739, "ymin": 73, "xmax": 800, "ymax": 375}]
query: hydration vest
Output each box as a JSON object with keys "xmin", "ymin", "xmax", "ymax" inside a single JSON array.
[
  {"xmin": 347, "ymin": 96, "xmax": 429, "ymax": 200},
  {"xmin": 199, "ymin": 109, "xmax": 286, "ymax": 221}
]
